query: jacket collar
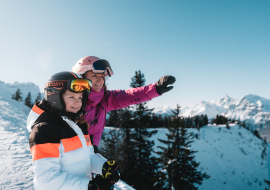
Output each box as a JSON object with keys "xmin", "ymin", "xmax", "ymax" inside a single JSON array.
[
  {"xmin": 27, "ymin": 100, "xmax": 77, "ymax": 133},
  {"xmin": 86, "ymin": 88, "xmax": 104, "ymax": 109}
]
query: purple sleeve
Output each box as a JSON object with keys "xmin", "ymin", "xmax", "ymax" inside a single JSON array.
[
  {"xmin": 93, "ymin": 133, "xmax": 102, "ymax": 147},
  {"xmin": 105, "ymin": 83, "xmax": 160, "ymax": 112}
]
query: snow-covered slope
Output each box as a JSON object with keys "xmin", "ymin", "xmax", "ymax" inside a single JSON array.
[
  {"xmin": 0, "ymin": 93, "xmax": 34, "ymax": 189},
  {"xmin": 103, "ymin": 125, "xmax": 269, "ymax": 190},
  {"xmin": 0, "ymin": 91, "xmax": 133, "ymax": 190}
]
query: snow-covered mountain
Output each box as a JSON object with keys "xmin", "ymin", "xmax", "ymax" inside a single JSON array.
[
  {"xmin": 180, "ymin": 94, "xmax": 235, "ymax": 119},
  {"xmin": 179, "ymin": 94, "xmax": 270, "ymax": 141},
  {"xmin": 152, "ymin": 105, "xmax": 173, "ymax": 117},
  {"xmin": 151, "ymin": 105, "xmax": 189, "ymax": 118},
  {"xmin": 0, "ymin": 81, "xmax": 42, "ymax": 103}
]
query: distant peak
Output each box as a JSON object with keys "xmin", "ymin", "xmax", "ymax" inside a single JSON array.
[
  {"xmin": 222, "ymin": 94, "xmax": 230, "ymax": 99},
  {"xmin": 201, "ymin": 100, "xmax": 207, "ymax": 104}
]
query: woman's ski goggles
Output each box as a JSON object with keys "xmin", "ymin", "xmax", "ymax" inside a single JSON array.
[
  {"xmin": 92, "ymin": 59, "xmax": 114, "ymax": 77},
  {"xmin": 68, "ymin": 78, "xmax": 92, "ymax": 94}
]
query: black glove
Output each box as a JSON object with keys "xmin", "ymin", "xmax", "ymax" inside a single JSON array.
[
  {"xmin": 92, "ymin": 160, "xmax": 120, "ymax": 190},
  {"xmin": 155, "ymin": 75, "xmax": 176, "ymax": 95},
  {"xmin": 94, "ymin": 174, "xmax": 114, "ymax": 190},
  {"xmin": 101, "ymin": 160, "xmax": 120, "ymax": 183},
  {"xmin": 88, "ymin": 180, "xmax": 98, "ymax": 190}
]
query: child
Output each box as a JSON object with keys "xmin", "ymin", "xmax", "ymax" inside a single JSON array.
[{"xmin": 27, "ymin": 71, "xmax": 120, "ymax": 190}]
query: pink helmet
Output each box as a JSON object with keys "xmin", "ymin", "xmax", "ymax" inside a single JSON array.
[{"xmin": 72, "ymin": 56, "xmax": 114, "ymax": 77}]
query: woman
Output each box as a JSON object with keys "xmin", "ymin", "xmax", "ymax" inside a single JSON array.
[
  {"xmin": 27, "ymin": 71, "xmax": 120, "ymax": 190},
  {"xmin": 72, "ymin": 56, "xmax": 176, "ymax": 152}
]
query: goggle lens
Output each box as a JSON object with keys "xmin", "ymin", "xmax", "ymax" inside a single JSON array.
[
  {"xmin": 70, "ymin": 79, "xmax": 92, "ymax": 93},
  {"xmin": 93, "ymin": 59, "xmax": 113, "ymax": 75}
]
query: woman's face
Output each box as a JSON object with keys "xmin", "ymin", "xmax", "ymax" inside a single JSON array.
[
  {"xmin": 63, "ymin": 89, "xmax": 83, "ymax": 113},
  {"xmin": 84, "ymin": 70, "xmax": 105, "ymax": 92}
]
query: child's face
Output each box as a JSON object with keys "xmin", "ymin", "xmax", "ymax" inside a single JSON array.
[{"xmin": 62, "ymin": 89, "xmax": 83, "ymax": 113}]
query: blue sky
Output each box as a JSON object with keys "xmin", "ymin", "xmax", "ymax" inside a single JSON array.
[{"xmin": 0, "ymin": 0, "xmax": 269, "ymax": 109}]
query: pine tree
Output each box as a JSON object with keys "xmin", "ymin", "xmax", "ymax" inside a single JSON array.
[
  {"xmin": 24, "ymin": 92, "xmax": 33, "ymax": 108},
  {"xmin": 157, "ymin": 104, "xmax": 210, "ymax": 190},
  {"xmin": 265, "ymin": 179, "xmax": 270, "ymax": 190},
  {"xmin": 121, "ymin": 70, "xmax": 162, "ymax": 189},
  {"xmin": 164, "ymin": 115, "xmax": 169, "ymax": 127},
  {"xmin": 100, "ymin": 128, "xmax": 123, "ymax": 161},
  {"xmin": 194, "ymin": 116, "xmax": 199, "ymax": 127},
  {"xmin": 14, "ymin": 89, "xmax": 22, "ymax": 102},
  {"xmin": 261, "ymin": 139, "xmax": 267, "ymax": 166},
  {"xmin": 158, "ymin": 114, "xmax": 164, "ymax": 127},
  {"xmin": 107, "ymin": 110, "xmax": 120, "ymax": 126},
  {"xmin": 130, "ymin": 70, "xmax": 146, "ymax": 88},
  {"xmin": 253, "ymin": 130, "xmax": 261, "ymax": 139},
  {"xmin": 119, "ymin": 107, "xmax": 137, "ymax": 185},
  {"xmin": 150, "ymin": 113, "xmax": 159, "ymax": 128},
  {"xmin": 204, "ymin": 115, "xmax": 208, "ymax": 125},
  {"xmin": 35, "ymin": 92, "xmax": 42, "ymax": 103}
]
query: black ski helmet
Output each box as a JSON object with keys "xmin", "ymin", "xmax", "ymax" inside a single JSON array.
[{"xmin": 44, "ymin": 71, "xmax": 89, "ymax": 116}]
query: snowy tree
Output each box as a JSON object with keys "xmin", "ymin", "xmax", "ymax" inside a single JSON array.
[
  {"xmin": 157, "ymin": 104, "xmax": 210, "ymax": 190},
  {"xmin": 14, "ymin": 88, "xmax": 22, "ymax": 102},
  {"xmin": 24, "ymin": 92, "xmax": 33, "ymax": 108}
]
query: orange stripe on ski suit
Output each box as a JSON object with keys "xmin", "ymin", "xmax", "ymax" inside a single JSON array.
[
  {"xmin": 32, "ymin": 105, "xmax": 44, "ymax": 115},
  {"xmin": 61, "ymin": 136, "xmax": 83, "ymax": 152},
  {"xmin": 31, "ymin": 143, "xmax": 60, "ymax": 161}
]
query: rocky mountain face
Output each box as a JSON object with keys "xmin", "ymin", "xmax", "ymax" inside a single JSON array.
[{"xmin": 181, "ymin": 94, "xmax": 270, "ymax": 141}]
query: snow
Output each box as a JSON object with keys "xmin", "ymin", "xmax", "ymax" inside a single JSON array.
[{"xmin": 0, "ymin": 92, "xmax": 34, "ymax": 189}]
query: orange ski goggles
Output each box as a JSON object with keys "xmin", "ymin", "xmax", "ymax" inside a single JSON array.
[{"xmin": 68, "ymin": 78, "xmax": 92, "ymax": 94}]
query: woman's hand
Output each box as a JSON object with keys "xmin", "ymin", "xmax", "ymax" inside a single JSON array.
[{"xmin": 155, "ymin": 75, "xmax": 176, "ymax": 95}]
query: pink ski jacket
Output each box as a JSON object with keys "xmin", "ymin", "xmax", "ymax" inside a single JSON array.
[{"xmin": 84, "ymin": 83, "xmax": 160, "ymax": 146}]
